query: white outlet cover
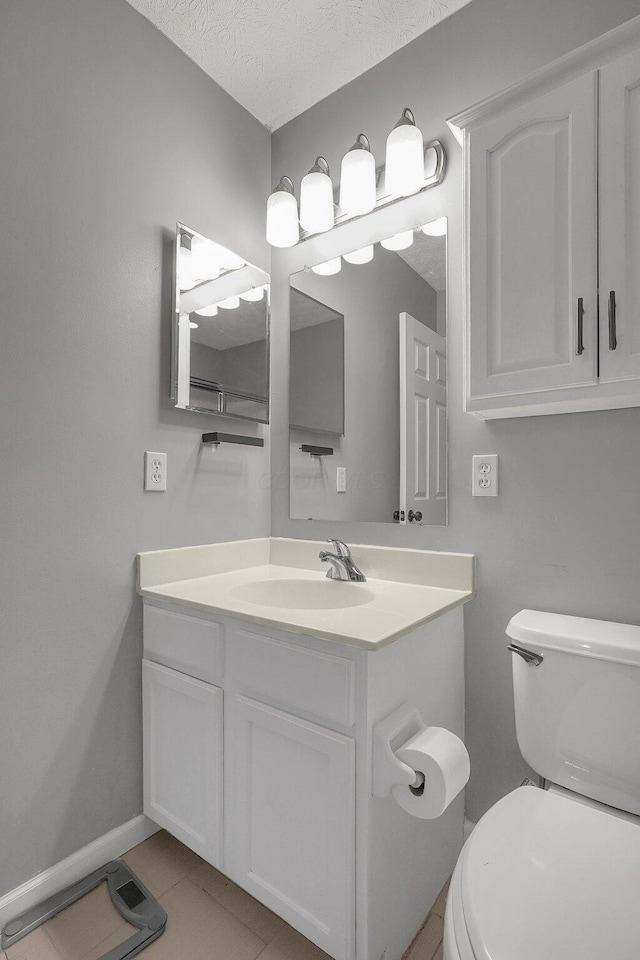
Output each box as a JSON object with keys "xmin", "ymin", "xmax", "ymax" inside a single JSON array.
[
  {"xmin": 472, "ymin": 454, "xmax": 498, "ymax": 497},
  {"xmin": 336, "ymin": 466, "xmax": 347, "ymax": 493},
  {"xmin": 145, "ymin": 451, "xmax": 167, "ymax": 492}
]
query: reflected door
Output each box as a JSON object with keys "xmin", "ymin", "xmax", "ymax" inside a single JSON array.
[{"xmin": 399, "ymin": 313, "xmax": 447, "ymax": 525}]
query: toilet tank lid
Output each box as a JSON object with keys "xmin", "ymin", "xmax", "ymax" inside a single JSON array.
[{"xmin": 506, "ymin": 609, "xmax": 640, "ymax": 666}]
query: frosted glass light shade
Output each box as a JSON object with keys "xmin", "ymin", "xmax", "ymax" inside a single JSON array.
[
  {"xmin": 344, "ymin": 245, "xmax": 374, "ymax": 265},
  {"xmin": 385, "ymin": 109, "xmax": 425, "ymax": 198},
  {"xmin": 381, "ymin": 231, "xmax": 413, "ymax": 251},
  {"xmin": 195, "ymin": 303, "xmax": 219, "ymax": 317},
  {"xmin": 300, "ymin": 159, "xmax": 334, "ymax": 234},
  {"xmin": 312, "ymin": 257, "xmax": 341, "ymax": 276},
  {"xmin": 219, "ymin": 295, "xmax": 240, "ymax": 309},
  {"xmin": 266, "ymin": 179, "xmax": 299, "ymax": 248},
  {"xmin": 189, "ymin": 321, "xmax": 198, "ymax": 329},
  {"xmin": 339, "ymin": 136, "xmax": 376, "ymax": 216},
  {"xmin": 240, "ymin": 285, "xmax": 266, "ymax": 302},
  {"xmin": 420, "ymin": 217, "xmax": 447, "ymax": 237}
]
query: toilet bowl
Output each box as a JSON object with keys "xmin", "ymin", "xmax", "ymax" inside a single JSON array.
[
  {"xmin": 444, "ymin": 610, "xmax": 640, "ymax": 960},
  {"xmin": 444, "ymin": 786, "xmax": 640, "ymax": 959}
]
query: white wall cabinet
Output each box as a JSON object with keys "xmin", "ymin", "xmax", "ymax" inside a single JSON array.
[
  {"xmin": 453, "ymin": 40, "xmax": 640, "ymax": 418},
  {"xmin": 141, "ymin": 598, "xmax": 466, "ymax": 960}
]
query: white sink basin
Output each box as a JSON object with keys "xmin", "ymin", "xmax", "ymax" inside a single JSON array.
[{"xmin": 230, "ymin": 578, "xmax": 375, "ymax": 610}]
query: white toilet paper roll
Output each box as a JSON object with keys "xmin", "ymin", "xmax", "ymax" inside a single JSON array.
[{"xmin": 391, "ymin": 726, "xmax": 470, "ymax": 819}]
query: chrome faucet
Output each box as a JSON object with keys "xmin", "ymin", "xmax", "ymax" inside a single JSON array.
[{"xmin": 319, "ymin": 539, "xmax": 366, "ymax": 582}]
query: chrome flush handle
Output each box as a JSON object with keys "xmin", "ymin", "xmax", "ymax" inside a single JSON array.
[{"xmin": 507, "ymin": 642, "xmax": 543, "ymax": 667}]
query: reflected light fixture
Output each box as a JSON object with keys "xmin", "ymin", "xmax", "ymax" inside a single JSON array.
[
  {"xmin": 240, "ymin": 285, "xmax": 266, "ymax": 302},
  {"xmin": 218, "ymin": 295, "xmax": 240, "ymax": 309},
  {"xmin": 195, "ymin": 303, "xmax": 219, "ymax": 317},
  {"xmin": 266, "ymin": 176, "xmax": 299, "ymax": 248},
  {"xmin": 344, "ymin": 245, "xmax": 374, "ymax": 265},
  {"xmin": 311, "ymin": 257, "xmax": 341, "ymax": 276},
  {"xmin": 178, "ymin": 234, "xmax": 194, "ymax": 290},
  {"xmin": 385, "ymin": 108, "xmax": 425, "ymax": 198},
  {"xmin": 339, "ymin": 134, "xmax": 376, "ymax": 216},
  {"xmin": 299, "ymin": 157, "xmax": 334, "ymax": 234},
  {"xmin": 189, "ymin": 320, "xmax": 198, "ymax": 329},
  {"xmin": 381, "ymin": 231, "xmax": 414, "ymax": 251},
  {"xmin": 420, "ymin": 217, "xmax": 447, "ymax": 237},
  {"xmin": 191, "ymin": 235, "xmax": 222, "ymax": 282},
  {"xmin": 216, "ymin": 245, "xmax": 245, "ymax": 271}
]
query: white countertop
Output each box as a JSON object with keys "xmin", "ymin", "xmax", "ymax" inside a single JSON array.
[{"xmin": 137, "ymin": 538, "xmax": 475, "ymax": 650}]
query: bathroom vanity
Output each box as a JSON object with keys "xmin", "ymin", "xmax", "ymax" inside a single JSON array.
[{"xmin": 137, "ymin": 538, "xmax": 474, "ymax": 960}]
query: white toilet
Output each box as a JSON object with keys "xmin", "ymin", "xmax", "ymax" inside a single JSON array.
[{"xmin": 444, "ymin": 609, "xmax": 640, "ymax": 960}]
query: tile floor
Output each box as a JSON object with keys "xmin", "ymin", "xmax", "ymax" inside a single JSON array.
[{"xmin": 2, "ymin": 831, "xmax": 447, "ymax": 960}]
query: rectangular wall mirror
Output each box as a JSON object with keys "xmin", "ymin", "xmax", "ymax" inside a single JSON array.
[
  {"xmin": 289, "ymin": 217, "xmax": 447, "ymax": 525},
  {"xmin": 172, "ymin": 223, "xmax": 270, "ymax": 423}
]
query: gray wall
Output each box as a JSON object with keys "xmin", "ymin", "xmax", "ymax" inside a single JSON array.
[
  {"xmin": 290, "ymin": 253, "xmax": 437, "ymax": 523},
  {"xmin": 0, "ymin": 0, "xmax": 270, "ymax": 895},
  {"xmin": 271, "ymin": 0, "xmax": 640, "ymax": 823}
]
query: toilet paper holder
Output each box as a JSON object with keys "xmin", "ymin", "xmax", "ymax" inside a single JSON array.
[{"xmin": 372, "ymin": 703, "xmax": 428, "ymax": 797}]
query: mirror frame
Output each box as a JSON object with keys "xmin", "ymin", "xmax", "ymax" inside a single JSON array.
[{"xmin": 171, "ymin": 222, "xmax": 271, "ymax": 424}]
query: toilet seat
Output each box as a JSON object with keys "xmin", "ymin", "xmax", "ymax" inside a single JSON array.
[{"xmin": 454, "ymin": 786, "xmax": 640, "ymax": 960}]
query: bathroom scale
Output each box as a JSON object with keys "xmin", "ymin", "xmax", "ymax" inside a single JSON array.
[{"xmin": 1, "ymin": 859, "xmax": 167, "ymax": 958}]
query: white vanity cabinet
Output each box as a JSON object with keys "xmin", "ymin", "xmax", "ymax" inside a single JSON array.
[
  {"xmin": 453, "ymin": 34, "xmax": 640, "ymax": 418},
  {"xmin": 140, "ymin": 596, "xmax": 466, "ymax": 960}
]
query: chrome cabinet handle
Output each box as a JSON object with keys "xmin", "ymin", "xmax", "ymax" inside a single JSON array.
[
  {"xmin": 608, "ymin": 290, "xmax": 617, "ymax": 350},
  {"xmin": 507, "ymin": 642, "xmax": 543, "ymax": 667},
  {"xmin": 576, "ymin": 298, "xmax": 584, "ymax": 356}
]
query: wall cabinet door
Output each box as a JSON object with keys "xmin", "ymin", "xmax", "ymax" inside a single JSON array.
[
  {"xmin": 599, "ymin": 49, "xmax": 640, "ymax": 383},
  {"xmin": 143, "ymin": 660, "xmax": 223, "ymax": 867},
  {"xmin": 467, "ymin": 72, "xmax": 598, "ymax": 411},
  {"xmin": 228, "ymin": 696, "xmax": 355, "ymax": 960}
]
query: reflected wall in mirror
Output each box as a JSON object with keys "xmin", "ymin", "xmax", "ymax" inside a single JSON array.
[
  {"xmin": 172, "ymin": 224, "xmax": 270, "ymax": 423},
  {"xmin": 289, "ymin": 217, "xmax": 447, "ymax": 525}
]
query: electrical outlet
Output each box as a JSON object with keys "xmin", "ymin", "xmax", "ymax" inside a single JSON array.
[
  {"xmin": 336, "ymin": 466, "xmax": 347, "ymax": 493},
  {"xmin": 472, "ymin": 454, "xmax": 498, "ymax": 497},
  {"xmin": 145, "ymin": 451, "xmax": 167, "ymax": 492}
]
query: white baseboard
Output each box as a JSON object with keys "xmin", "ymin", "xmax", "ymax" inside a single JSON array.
[
  {"xmin": 0, "ymin": 815, "xmax": 159, "ymax": 928},
  {"xmin": 463, "ymin": 817, "xmax": 475, "ymax": 843}
]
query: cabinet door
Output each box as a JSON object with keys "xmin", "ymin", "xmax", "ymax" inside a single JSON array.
[
  {"xmin": 599, "ymin": 49, "xmax": 640, "ymax": 382},
  {"xmin": 467, "ymin": 72, "xmax": 598, "ymax": 412},
  {"xmin": 143, "ymin": 660, "xmax": 223, "ymax": 867},
  {"xmin": 228, "ymin": 697, "xmax": 355, "ymax": 960}
]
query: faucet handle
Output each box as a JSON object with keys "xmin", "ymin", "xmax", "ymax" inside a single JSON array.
[{"xmin": 327, "ymin": 538, "xmax": 350, "ymax": 558}]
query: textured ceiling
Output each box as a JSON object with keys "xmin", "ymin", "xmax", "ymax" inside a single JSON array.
[{"xmin": 125, "ymin": 0, "xmax": 473, "ymax": 130}]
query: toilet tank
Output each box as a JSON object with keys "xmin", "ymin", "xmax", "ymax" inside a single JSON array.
[{"xmin": 507, "ymin": 610, "xmax": 640, "ymax": 816}]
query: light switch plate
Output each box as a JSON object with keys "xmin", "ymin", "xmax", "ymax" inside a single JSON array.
[
  {"xmin": 472, "ymin": 454, "xmax": 498, "ymax": 497},
  {"xmin": 336, "ymin": 467, "xmax": 347, "ymax": 493}
]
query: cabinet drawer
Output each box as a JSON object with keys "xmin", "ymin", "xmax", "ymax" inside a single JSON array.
[
  {"xmin": 143, "ymin": 603, "xmax": 224, "ymax": 684},
  {"xmin": 234, "ymin": 629, "xmax": 355, "ymax": 727}
]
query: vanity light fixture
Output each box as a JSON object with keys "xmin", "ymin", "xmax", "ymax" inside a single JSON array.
[
  {"xmin": 381, "ymin": 231, "xmax": 414, "ymax": 251},
  {"xmin": 266, "ymin": 176, "xmax": 299, "ymax": 248},
  {"xmin": 339, "ymin": 134, "xmax": 376, "ymax": 217},
  {"xmin": 385, "ymin": 108, "xmax": 425, "ymax": 198},
  {"xmin": 299, "ymin": 157, "xmax": 334, "ymax": 234},
  {"xmin": 239, "ymin": 285, "xmax": 267, "ymax": 302},
  {"xmin": 420, "ymin": 217, "xmax": 447, "ymax": 237},
  {"xmin": 311, "ymin": 257, "xmax": 342, "ymax": 276},
  {"xmin": 178, "ymin": 234, "xmax": 194, "ymax": 290},
  {"xmin": 189, "ymin": 321, "xmax": 199, "ymax": 329},
  {"xmin": 344, "ymin": 245, "xmax": 374, "ymax": 265},
  {"xmin": 195, "ymin": 303, "xmax": 219, "ymax": 317},
  {"xmin": 218, "ymin": 295, "xmax": 240, "ymax": 309},
  {"xmin": 267, "ymin": 108, "xmax": 446, "ymax": 248}
]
